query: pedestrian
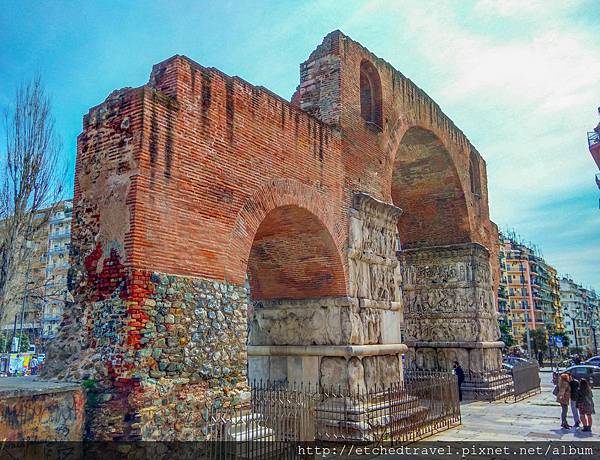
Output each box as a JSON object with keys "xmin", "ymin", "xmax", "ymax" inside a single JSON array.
[
  {"xmin": 577, "ymin": 379, "xmax": 595, "ymax": 432},
  {"xmin": 568, "ymin": 372, "xmax": 581, "ymax": 428},
  {"xmin": 29, "ymin": 356, "xmax": 39, "ymax": 376},
  {"xmin": 556, "ymin": 373, "xmax": 571, "ymax": 429},
  {"xmin": 537, "ymin": 350, "xmax": 544, "ymax": 368},
  {"xmin": 453, "ymin": 361, "xmax": 465, "ymax": 402}
]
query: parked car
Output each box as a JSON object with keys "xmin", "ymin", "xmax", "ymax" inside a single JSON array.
[
  {"xmin": 561, "ymin": 365, "xmax": 600, "ymax": 388},
  {"xmin": 584, "ymin": 356, "xmax": 600, "ymax": 366},
  {"xmin": 502, "ymin": 356, "xmax": 530, "ymax": 369}
]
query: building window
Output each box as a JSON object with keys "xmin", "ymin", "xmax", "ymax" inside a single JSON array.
[{"xmin": 360, "ymin": 60, "xmax": 383, "ymax": 131}]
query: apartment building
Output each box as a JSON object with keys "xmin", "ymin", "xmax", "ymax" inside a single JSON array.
[
  {"xmin": 498, "ymin": 232, "xmax": 564, "ymax": 346},
  {"xmin": 0, "ymin": 210, "xmax": 50, "ymax": 343},
  {"xmin": 0, "ymin": 200, "xmax": 72, "ymax": 348},
  {"xmin": 42, "ymin": 200, "xmax": 72, "ymax": 339},
  {"xmin": 560, "ymin": 276, "xmax": 599, "ymax": 354}
]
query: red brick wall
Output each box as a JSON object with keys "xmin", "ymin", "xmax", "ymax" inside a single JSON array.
[
  {"xmin": 131, "ymin": 56, "xmax": 348, "ymax": 295},
  {"xmin": 248, "ymin": 205, "xmax": 346, "ymax": 300},
  {"xmin": 307, "ymin": 32, "xmax": 497, "ymax": 252},
  {"xmin": 73, "ymin": 31, "xmax": 498, "ymax": 302}
]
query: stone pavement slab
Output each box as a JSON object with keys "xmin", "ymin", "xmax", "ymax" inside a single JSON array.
[
  {"xmin": 429, "ymin": 372, "xmax": 599, "ymax": 441},
  {"xmin": 0, "ymin": 376, "xmax": 79, "ymax": 398}
]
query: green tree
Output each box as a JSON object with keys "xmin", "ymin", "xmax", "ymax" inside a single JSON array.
[
  {"xmin": 17, "ymin": 333, "xmax": 30, "ymax": 352},
  {"xmin": 523, "ymin": 327, "xmax": 548, "ymax": 354},
  {"xmin": 499, "ymin": 323, "xmax": 515, "ymax": 347}
]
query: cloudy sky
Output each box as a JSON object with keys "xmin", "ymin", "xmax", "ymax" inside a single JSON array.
[{"xmin": 1, "ymin": 0, "xmax": 599, "ymax": 288}]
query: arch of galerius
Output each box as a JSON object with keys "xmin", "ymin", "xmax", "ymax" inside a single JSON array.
[{"xmin": 43, "ymin": 30, "xmax": 502, "ymax": 440}]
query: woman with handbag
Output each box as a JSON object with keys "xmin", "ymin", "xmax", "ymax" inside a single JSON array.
[{"xmin": 556, "ymin": 373, "xmax": 572, "ymax": 429}]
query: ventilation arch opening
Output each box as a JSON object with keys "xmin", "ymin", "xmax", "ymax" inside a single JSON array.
[
  {"xmin": 469, "ymin": 151, "xmax": 482, "ymax": 198},
  {"xmin": 360, "ymin": 60, "xmax": 383, "ymax": 131}
]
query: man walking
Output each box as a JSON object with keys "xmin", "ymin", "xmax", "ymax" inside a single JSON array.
[
  {"xmin": 29, "ymin": 356, "xmax": 39, "ymax": 376},
  {"xmin": 568, "ymin": 372, "xmax": 581, "ymax": 428},
  {"xmin": 453, "ymin": 361, "xmax": 465, "ymax": 402}
]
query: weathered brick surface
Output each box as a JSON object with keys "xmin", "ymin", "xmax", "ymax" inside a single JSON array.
[{"xmin": 44, "ymin": 31, "xmax": 499, "ymax": 440}]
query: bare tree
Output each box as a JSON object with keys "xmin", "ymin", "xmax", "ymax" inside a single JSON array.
[{"xmin": 0, "ymin": 77, "xmax": 65, "ymax": 325}]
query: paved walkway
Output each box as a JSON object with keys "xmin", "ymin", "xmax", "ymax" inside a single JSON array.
[{"xmin": 429, "ymin": 372, "xmax": 599, "ymax": 441}]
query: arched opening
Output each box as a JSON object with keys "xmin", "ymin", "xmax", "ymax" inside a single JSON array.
[
  {"xmin": 360, "ymin": 60, "xmax": 383, "ymax": 130},
  {"xmin": 391, "ymin": 127, "xmax": 470, "ymax": 249},
  {"xmin": 245, "ymin": 205, "xmax": 347, "ymax": 384},
  {"xmin": 469, "ymin": 151, "xmax": 482, "ymax": 198},
  {"xmin": 246, "ymin": 205, "xmax": 346, "ymax": 302}
]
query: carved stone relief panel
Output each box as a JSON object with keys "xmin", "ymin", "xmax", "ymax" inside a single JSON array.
[
  {"xmin": 348, "ymin": 193, "xmax": 403, "ymax": 305},
  {"xmin": 400, "ymin": 243, "xmax": 501, "ymax": 347},
  {"xmin": 248, "ymin": 299, "xmax": 384, "ymax": 346}
]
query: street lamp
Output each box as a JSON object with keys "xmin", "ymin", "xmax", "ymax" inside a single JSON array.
[
  {"xmin": 524, "ymin": 309, "xmax": 532, "ymax": 358},
  {"xmin": 591, "ymin": 324, "xmax": 598, "ymax": 355},
  {"xmin": 565, "ymin": 312, "xmax": 579, "ymax": 350}
]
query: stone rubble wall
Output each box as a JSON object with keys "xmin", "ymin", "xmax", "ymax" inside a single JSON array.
[{"xmin": 46, "ymin": 269, "xmax": 249, "ymax": 440}]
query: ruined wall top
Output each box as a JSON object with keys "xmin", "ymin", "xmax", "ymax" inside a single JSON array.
[{"xmin": 297, "ymin": 30, "xmax": 485, "ymax": 162}]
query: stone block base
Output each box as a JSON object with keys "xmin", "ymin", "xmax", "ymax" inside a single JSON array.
[
  {"xmin": 461, "ymin": 372, "xmax": 513, "ymax": 401},
  {"xmin": 316, "ymin": 394, "xmax": 426, "ymax": 443},
  {"xmin": 0, "ymin": 379, "xmax": 84, "ymax": 441},
  {"xmin": 247, "ymin": 344, "xmax": 407, "ymax": 391},
  {"xmin": 405, "ymin": 341, "xmax": 503, "ymax": 374}
]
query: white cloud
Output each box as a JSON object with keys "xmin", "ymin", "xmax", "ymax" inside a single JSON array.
[
  {"xmin": 473, "ymin": 0, "xmax": 575, "ymax": 18},
  {"xmin": 343, "ymin": 0, "xmax": 600, "ymax": 286}
]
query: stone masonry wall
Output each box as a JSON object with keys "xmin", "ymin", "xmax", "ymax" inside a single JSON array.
[{"xmin": 47, "ymin": 270, "xmax": 248, "ymax": 440}]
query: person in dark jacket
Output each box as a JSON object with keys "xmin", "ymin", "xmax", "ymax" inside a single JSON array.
[
  {"xmin": 568, "ymin": 373, "xmax": 581, "ymax": 427},
  {"xmin": 577, "ymin": 379, "xmax": 595, "ymax": 432},
  {"xmin": 453, "ymin": 361, "xmax": 465, "ymax": 402}
]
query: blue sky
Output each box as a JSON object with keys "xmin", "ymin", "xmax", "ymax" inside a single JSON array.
[{"xmin": 1, "ymin": 0, "xmax": 599, "ymax": 288}]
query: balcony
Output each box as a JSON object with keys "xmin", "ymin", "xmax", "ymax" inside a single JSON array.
[
  {"xmin": 46, "ymin": 264, "xmax": 69, "ymax": 275},
  {"xmin": 49, "ymin": 216, "xmax": 67, "ymax": 225},
  {"xmin": 48, "ymin": 230, "xmax": 71, "ymax": 240},
  {"xmin": 48, "ymin": 246, "xmax": 68, "ymax": 256},
  {"xmin": 43, "ymin": 315, "xmax": 62, "ymax": 322}
]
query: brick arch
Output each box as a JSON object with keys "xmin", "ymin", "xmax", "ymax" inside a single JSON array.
[
  {"xmin": 388, "ymin": 126, "xmax": 471, "ymax": 249},
  {"xmin": 225, "ymin": 179, "xmax": 347, "ymax": 296}
]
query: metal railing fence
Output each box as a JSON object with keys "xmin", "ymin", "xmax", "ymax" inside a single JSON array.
[
  {"xmin": 462, "ymin": 362, "xmax": 541, "ymax": 403},
  {"xmin": 204, "ymin": 371, "xmax": 461, "ymax": 459},
  {"xmin": 510, "ymin": 361, "xmax": 541, "ymax": 401}
]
